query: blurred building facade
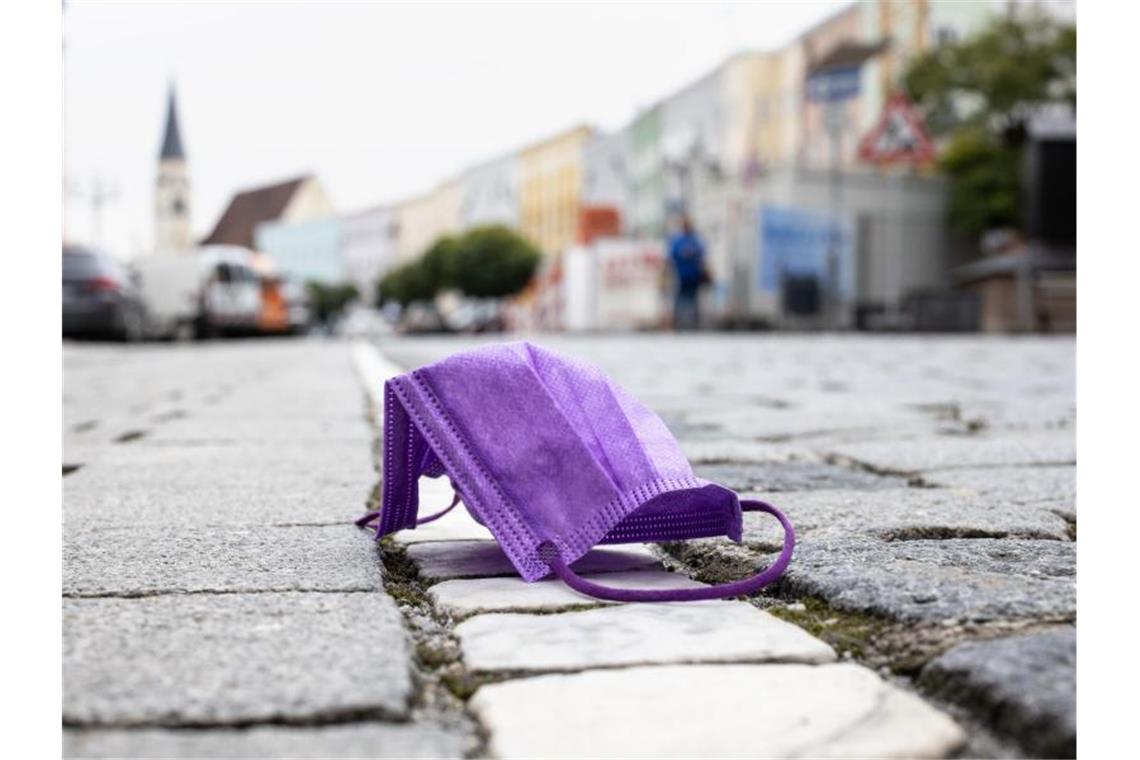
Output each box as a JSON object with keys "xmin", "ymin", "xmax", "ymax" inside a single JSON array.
[
  {"xmin": 518, "ymin": 125, "xmax": 595, "ymax": 257},
  {"xmin": 341, "ymin": 205, "xmax": 398, "ymax": 302},
  {"xmin": 202, "ymin": 174, "xmax": 341, "ymax": 286},
  {"xmin": 254, "ymin": 216, "xmax": 344, "ymax": 285},
  {"xmin": 627, "ymin": 106, "xmax": 665, "ymax": 238},
  {"xmin": 581, "ymin": 129, "xmax": 628, "ymax": 214},
  {"xmin": 218, "ymin": 0, "xmax": 1070, "ymax": 332},
  {"xmin": 204, "ymin": 175, "xmax": 333, "ymax": 250},
  {"xmin": 459, "ymin": 153, "xmax": 520, "ymax": 229},
  {"xmin": 392, "ymin": 181, "xmax": 462, "ymax": 265}
]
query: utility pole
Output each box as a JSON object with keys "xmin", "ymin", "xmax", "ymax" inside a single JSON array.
[
  {"xmin": 825, "ymin": 100, "xmax": 845, "ymax": 330},
  {"xmin": 66, "ymin": 175, "xmax": 119, "ymax": 250}
]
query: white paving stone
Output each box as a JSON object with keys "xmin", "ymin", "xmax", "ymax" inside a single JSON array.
[
  {"xmin": 429, "ymin": 570, "xmax": 707, "ymax": 618},
  {"xmin": 455, "ymin": 601, "xmax": 835, "ymax": 672},
  {"xmin": 391, "ymin": 499, "xmax": 492, "ymax": 544},
  {"xmin": 406, "ymin": 540, "xmax": 660, "ymax": 580},
  {"xmin": 469, "ymin": 663, "xmax": 965, "ymax": 758}
]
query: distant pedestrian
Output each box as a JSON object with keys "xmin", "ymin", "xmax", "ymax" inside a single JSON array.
[{"xmin": 668, "ymin": 214, "xmax": 709, "ymax": 331}]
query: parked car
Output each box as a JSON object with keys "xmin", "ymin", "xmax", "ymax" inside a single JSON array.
[
  {"xmin": 62, "ymin": 245, "xmax": 147, "ymax": 341},
  {"xmin": 196, "ymin": 246, "xmax": 263, "ymax": 337}
]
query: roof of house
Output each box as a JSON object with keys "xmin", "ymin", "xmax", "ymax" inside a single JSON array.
[
  {"xmin": 201, "ymin": 176, "xmax": 308, "ymax": 248},
  {"xmin": 160, "ymin": 87, "xmax": 185, "ymax": 160}
]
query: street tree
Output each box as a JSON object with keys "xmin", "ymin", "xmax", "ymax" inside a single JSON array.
[
  {"xmin": 904, "ymin": 10, "xmax": 1075, "ymax": 235},
  {"xmin": 452, "ymin": 225, "xmax": 541, "ymax": 299}
]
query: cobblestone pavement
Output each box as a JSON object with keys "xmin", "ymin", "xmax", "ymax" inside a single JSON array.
[
  {"xmin": 374, "ymin": 334, "xmax": 1075, "ymax": 759},
  {"xmin": 63, "ymin": 334, "xmax": 1076, "ymax": 758}
]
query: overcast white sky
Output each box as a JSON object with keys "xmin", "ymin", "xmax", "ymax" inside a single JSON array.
[{"xmin": 64, "ymin": 1, "xmax": 850, "ymax": 258}]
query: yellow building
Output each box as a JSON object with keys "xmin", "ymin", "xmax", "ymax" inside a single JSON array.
[
  {"xmin": 518, "ymin": 125, "xmax": 594, "ymax": 257},
  {"xmin": 721, "ymin": 51, "xmax": 789, "ymax": 174},
  {"xmin": 393, "ymin": 178, "xmax": 462, "ymax": 263}
]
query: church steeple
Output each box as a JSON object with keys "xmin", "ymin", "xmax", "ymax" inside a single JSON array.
[
  {"xmin": 159, "ymin": 86, "xmax": 185, "ymax": 160},
  {"xmin": 155, "ymin": 83, "xmax": 191, "ymax": 252}
]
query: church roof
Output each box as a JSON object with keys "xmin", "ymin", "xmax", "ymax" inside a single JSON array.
[
  {"xmin": 201, "ymin": 176, "xmax": 309, "ymax": 248},
  {"xmin": 160, "ymin": 87, "xmax": 185, "ymax": 160}
]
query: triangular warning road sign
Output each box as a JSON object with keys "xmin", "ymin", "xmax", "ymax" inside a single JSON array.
[{"xmin": 858, "ymin": 93, "xmax": 936, "ymax": 164}]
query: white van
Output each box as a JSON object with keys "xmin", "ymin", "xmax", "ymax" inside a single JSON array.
[{"xmin": 134, "ymin": 245, "xmax": 262, "ymax": 338}]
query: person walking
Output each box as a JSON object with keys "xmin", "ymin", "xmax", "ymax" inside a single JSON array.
[{"xmin": 668, "ymin": 214, "xmax": 708, "ymax": 331}]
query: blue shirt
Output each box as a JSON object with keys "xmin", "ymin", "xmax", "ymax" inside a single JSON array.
[{"xmin": 669, "ymin": 232, "xmax": 706, "ymax": 288}]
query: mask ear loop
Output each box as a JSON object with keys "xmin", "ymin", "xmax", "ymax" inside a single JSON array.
[
  {"xmin": 414, "ymin": 491, "xmax": 461, "ymax": 525},
  {"xmin": 355, "ymin": 491, "xmax": 462, "ymax": 534},
  {"xmin": 538, "ymin": 499, "xmax": 794, "ymax": 602}
]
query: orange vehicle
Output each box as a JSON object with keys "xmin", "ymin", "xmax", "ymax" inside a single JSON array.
[{"xmin": 257, "ymin": 276, "xmax": 290, "ymax": 333}]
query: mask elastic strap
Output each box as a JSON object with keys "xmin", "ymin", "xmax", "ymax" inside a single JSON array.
[
  {"xmin": 538, "ymin": 499, "xmax": 794, "ymax": 602},
  {"xmin": 414, "ymin": 491, "xmax": 461, "ymax": 525},
  {"xmin": 354, "ymin": 491, "xmax": 461, "ymax": 534}
]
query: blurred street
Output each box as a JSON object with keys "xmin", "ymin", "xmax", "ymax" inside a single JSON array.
[{"xmin": 63, "ymin": 333, "xmax": 1074, "ymax": 758}]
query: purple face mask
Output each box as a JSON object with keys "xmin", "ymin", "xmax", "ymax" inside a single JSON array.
[{"xmin": 357, "ymin": 341, "xmax": 794, "ymax": 602}]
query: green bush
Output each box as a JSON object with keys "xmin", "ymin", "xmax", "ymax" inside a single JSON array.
[
  {"xmin": 938, "ymin": 130, "xmax": 1021, "ymax": 235},
  {"xmin": 377, "ymin": 225, "xmax": 540, "ymax": 306},
  {"xmin": 452, "ymin": 225, "xmax": 541, "ymax": 299},
  {"xmin": 376, "ymin": 260, "xmax": 435, "ymax": 307},
  {"xmin": 306, "ymin": 281, "xmax": 359, "ymax": 324}
]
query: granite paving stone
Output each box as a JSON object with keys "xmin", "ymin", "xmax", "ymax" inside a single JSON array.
[
  {"xmin": 64, "ymin": 525, "xmax": 383, "ymax": 597},
  {"xmin": 695, "ymin": 461, "xmax": 907, "ymax": 492},
  {"xmin": 64, "ymin": 478, "xmax": 369, "ymax": 528},
  {"xmin": 64, "ymin": 592, "xmax": 413, "ymax": 726},
  {"xmin": 469, "ymin": 663, "xmax": 965, "ymax": 758},
  {"xmin": 143, "ymin": 416, "xmax": 373, "ymax": 446},
  {"xmin": 63, "ymin": 441, "xmax": 375, "ymax": 492},
  {"xmin": 920, "ymin": 465, "xmax": 1076, "ymax": 508},
  {"xmin": 920, "ymin": 626, "xmax": 1076, "ymax": 758},
  {"xmin": 405, "ymin": 539, "xmax": 661, "ymax": 581},
  {"xmin": 455, "ymin": 601, "xmax": 835, "ymax": 672},
  {"xmin": 678, "ymin": 439, "xmax": 814, "ymax": 464},
  {"xmin": 782, "ymin": 537, "xmax": 1076, "ymax": 622},
  {"xmin": 737, "ymin": 488, "xmax": 1072, "ymax": 548},
  {"xmin": 428, "ymin": 570, "xmax": 708, "ymax": 618},
  {"xmin": 827, "ymin": 432, "xmax": 1075, "ymax": 474},
  {"xmin": 682, "ymin": 403, "xmax": 943, "ymax": 442},
  {"xmin": 64, "ymin": 723, "xmax": 473, "ymax": 759}
]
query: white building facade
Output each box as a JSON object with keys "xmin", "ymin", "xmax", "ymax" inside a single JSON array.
[
  {"xmin": 459, "ymin": 154, "xmax": 519, "ymax": 230},
  {"xmin": 341, "ymin": 205, "xmax": 398, "ymax": 303}
]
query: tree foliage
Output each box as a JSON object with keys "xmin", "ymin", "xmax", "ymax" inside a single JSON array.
[
  {"xmin": 903, "ymin": 11, "xmax": 1075, "ymax": 235},
  {"xmin": 376, "ymin": 260, "xmax": 435, "ymax": 307},
  {"xmin": 452, "ymin": 225, "xmax": 541, "ymax": 299},
  {"xmin": 938, "ymin": 130, "xmax": 1022, "ymax": 236},
  {"xmin": 905, "ymin": 11, "xmax": 1075, "ymax": 142},
  {"xmin": 305, "ymin": 281, "xmax": 359, "ymax": 324},
  {"xmin": 376, "ymin": 225, "xmax": 541, "ymax": 307}
]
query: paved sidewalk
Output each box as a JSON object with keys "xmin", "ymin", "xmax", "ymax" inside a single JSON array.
[
  {"xmin": 63, "ymin": 341, "xmax": 474, "ymax": 757},
  {"xmin": 62, "ymin": 334, "xmax": 1076, "ymax": 758}
]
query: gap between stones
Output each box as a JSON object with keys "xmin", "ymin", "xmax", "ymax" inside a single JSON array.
[
  {"xmin": 826, "ymin": 452, "xmax": 1076, "ymax": 479},
  {"xmin": 63, "ymin": 587, "xmax": 380, "ymax": 600},
  {"xmin": 359, "ymin": 383, "xmax": 488, "ymax": 758},
  {"xmin": 62, "ymin": 704, "xmax": 407, "ymax": 731},
  {"xmin": 114, "ymin": 429, "xmax": 148, "ymax": 444},
  {"xmin": 374, "ymin": 533, "xmax": 491, "ymax": 757}
]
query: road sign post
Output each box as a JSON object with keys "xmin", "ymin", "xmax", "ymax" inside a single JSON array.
[{"xmin": 807, "ymin": 65, "xmax": 861, "ymax": 329}]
